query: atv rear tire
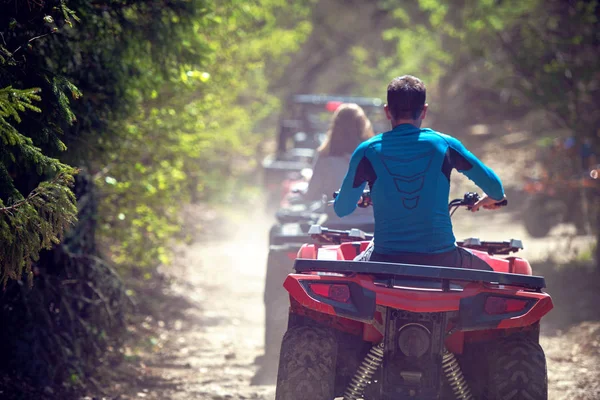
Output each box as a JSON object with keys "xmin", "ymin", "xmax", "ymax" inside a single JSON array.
[
  {"xmin": 275, "ymin": 325, "xmax": 337, "ymax": 400},
  {"xmin": 487, "ymin": 336, "xmax": 548, "ymax": 400}
]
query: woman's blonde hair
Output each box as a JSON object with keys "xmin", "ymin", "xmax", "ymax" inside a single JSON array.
[{"xmin": 318, "ymin": 103, "xmax": 374, "ymax": 157}]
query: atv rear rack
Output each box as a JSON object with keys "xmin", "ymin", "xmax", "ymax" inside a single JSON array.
[
  {"xmin": 293, "ymin": 259, "xmax": 546, "ymax": 290},
  {"xmin": 457, "ymin": 237, "xmax": 524, "ymax": 255}
]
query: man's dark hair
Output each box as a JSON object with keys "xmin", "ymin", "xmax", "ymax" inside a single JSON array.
[{"xmin": 387, "ymin": 75, "xmax": 426, "ymax": 120}]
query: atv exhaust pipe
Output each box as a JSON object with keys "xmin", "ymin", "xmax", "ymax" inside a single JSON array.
[{"xmin": 342, "ymin": 342, "xmax": 384, "ymax": 400}]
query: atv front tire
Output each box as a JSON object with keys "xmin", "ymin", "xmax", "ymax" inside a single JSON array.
[
  {"xmin": 275, "ymin": 325, "xmax": 337, "ymax": 400},
  {"xmin": 488, "ymin": 336, "xmax": 548, "ymax": 400}
]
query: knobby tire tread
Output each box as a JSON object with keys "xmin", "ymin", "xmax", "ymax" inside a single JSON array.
[
  {"xmin": 488, "ymin": 336, "xmax": 548, "ymax": 400},
  {"xmin": 275, "ymin": 325, "xmax": 337, "ymax": 400}
]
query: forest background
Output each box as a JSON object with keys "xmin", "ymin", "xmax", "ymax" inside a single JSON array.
[{"xmin": 0, "ymin": 0, "xmax": 598, "ymax": 395}]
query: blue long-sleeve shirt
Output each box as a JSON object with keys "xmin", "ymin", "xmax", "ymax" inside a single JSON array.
[{"xmin": 334, "ymin": 124, "xmax": 504, "ymax": 254}]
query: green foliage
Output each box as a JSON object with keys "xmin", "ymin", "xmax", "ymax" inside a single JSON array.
[
  {"xmin": 0, "ymin": 82, "xmax": 77, "ymax": 285},
  {"xmin": 96, "ymin": 0, "xmax": 313, "ymax": 268},
  {"xmin": 0, "ymin": 87, "xmax": 42, "ymax": 131},
  {"xmin": 378, "ymin": 1, "xmax": 453, "ymax": 84},
  {"xmin": 0, "ymin": 172, "xmax": 130, "ymax": 387},
  {"xmin": 0, "ymin": 170, "xmax": 77, "ymax": 286},
  {"xmin": 381, "ymin": 0, "xmax": 600, "ymax": 147},
  {"xmin": 448, "ymin": 0, "xmax": 599, "ymax": 136},
  {"xmin": 0, "ymin": 0, "xmax": 312, "ymax": 273},
  {"xmin": 0, "ymin": 0, "xmax": 230, "ymax": 387}
]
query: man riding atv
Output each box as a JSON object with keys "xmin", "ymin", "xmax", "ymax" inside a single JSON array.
[{"xmin": 334, "ymin": 75, "xmax": 507, "ymax": 269}]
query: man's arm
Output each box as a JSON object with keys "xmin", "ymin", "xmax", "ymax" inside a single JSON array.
[
  {"xmin": 446, "ymin": 137, "xmax": 505, "ymax": 201},
  {"xmin": 334, "ymin": 143, "xmax": 369, "ymax": 217}
]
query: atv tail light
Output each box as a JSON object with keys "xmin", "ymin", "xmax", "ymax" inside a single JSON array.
[
  {"xmin": 309, "ymin": 283, "xmax": 351, "ymax": 303},
  {"xmin": 325, "ymin": 101, "xmax": 343, "ymax": 112},
  {"xmin": 484, "ymin": 296, "xmax": 529, "ymax": 315}
]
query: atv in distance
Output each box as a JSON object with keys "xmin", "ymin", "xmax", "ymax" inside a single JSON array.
[
  {"xmin": 262, "ymin": 95, "xmax": 385, "ymax": 211},
  {"xmin": 252, "ymin": 197, "xmax": 374, "ymax": 385},
  {"xmin": 275, "ymin": 192, "xmax": 553, "ymax": 400}
]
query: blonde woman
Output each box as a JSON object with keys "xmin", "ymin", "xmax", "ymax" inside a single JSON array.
[{"xmin": 303, "ymin": 103, "xmax": 375, "ymax": 202}]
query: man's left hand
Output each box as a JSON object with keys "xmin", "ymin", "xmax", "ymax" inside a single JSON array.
[{"xmin": 471, "ymin": 195, "xmax": 506, "ymax": 212}]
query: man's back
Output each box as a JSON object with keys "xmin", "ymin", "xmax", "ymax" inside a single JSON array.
[{"xmin": 334, "ymin": 123, "xmax": 504, "ymax": 255}]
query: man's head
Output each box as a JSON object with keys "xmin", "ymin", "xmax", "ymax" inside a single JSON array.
[{"xmin": 385, "ymin": 75, "xmax": 428, "ymax": 127}]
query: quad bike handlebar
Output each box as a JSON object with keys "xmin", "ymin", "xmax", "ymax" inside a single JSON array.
[
  {"xmin": 315, "ymin": 192, "xmax": 508, "ymax": 246},
  {"xmin": 332, "ymin": 190, "xmax": 507, "ymax": 213},
  {"xmin": 448, "ymin": 192, "xmax": 507, "ymax": 216}
]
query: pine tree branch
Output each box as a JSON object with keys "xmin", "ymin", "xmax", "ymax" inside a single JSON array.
[
  {"xmin": 11, "ymin": 31, "xmax": 57, "ymax": 56},
  {"xmin": 0, "ymin": 170, "xmax": 76, "ymax": 215}
]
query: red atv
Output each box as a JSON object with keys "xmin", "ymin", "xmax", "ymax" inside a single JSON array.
[{"xmin": 275, "ymin": 193, "xmax": 553, "ymax": 400}]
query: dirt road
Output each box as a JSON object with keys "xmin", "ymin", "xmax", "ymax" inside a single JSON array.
[{"xmin": 106, "ymin": 207, "xmax": 599, "ymax": 400}]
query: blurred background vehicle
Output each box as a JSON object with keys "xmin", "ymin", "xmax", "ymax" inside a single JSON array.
[
  {"xmin": 253, "ymin": 187, "xmax": 375, "ymax": 384},
  {"xmin": 520, "ymin": 137, "xmax": 598, "ymax": 237},
  {"xmin": 262, "ymin": 95, "xmax": 385, "ymax": 210}
]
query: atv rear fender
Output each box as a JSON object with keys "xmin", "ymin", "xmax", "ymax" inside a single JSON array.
[{"xmin": 285, "ymin": 260, "xmax": 553, "ymax": 353}]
